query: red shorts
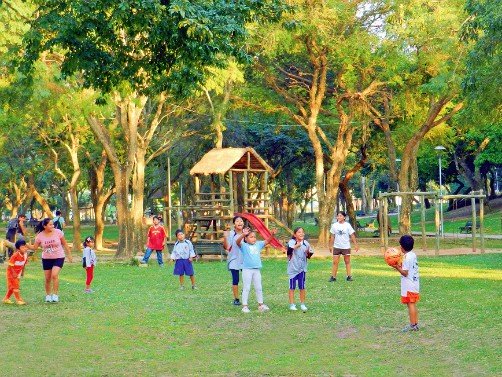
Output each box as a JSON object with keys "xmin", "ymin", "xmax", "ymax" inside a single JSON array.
[
  {"xmin": 7, "ymin": 275, "xmax": 20, "ymax": 290},
  {"xmin": 401, "ymin": 291, "xmax": 420, "ymax": 304}
]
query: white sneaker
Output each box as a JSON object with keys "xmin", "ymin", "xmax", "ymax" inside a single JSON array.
[
  {"xmin": 51, "ymin": 294, "xmax": 59, "ymax": 303},
  {"xmin": 289, "ymin": 304, "xmax": 298, "ymax": 311},
  {"xmin": 242, "ymin": 306, "xmax": 250, "ymax": 313},
  {"xmin": 300, "ymin": 304, "xmax": 308, "ymax": 312},
  {"xmin": 45, "ymin": 295, "xmax": 52, "ymax": 303},
  {"xmin": 258, "ymin": 304, "xmax": 270, "ymax": 312}
]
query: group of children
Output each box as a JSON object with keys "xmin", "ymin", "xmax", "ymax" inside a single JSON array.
[{"xmin": 2, "ymin": 213, "xmax": 420, "ymax": 332}]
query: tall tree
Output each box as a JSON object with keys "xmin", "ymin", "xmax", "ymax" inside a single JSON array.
[
  {"xmin": 251, "ymin": 0, "xmax": 385, "ymax": 243},
  {"xmin": 22, "ymin": 0, "xmax": 283, "ymax": 256}
]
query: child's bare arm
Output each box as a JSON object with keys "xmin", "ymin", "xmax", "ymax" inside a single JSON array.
[
  {"xmin": 236, "ymin": 228, "xmax": 249, "ymax": 246},
  {"xmin": 393, "ymin": 264, "xmax": 408, "ymax": 277},
  {"xmin": 264, "ymin": 229, "xmax": 278, "ymax": 246}
]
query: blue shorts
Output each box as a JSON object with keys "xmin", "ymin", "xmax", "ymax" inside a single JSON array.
[
  {"xmin": 289, "ymin": 271, "xmax": 306, "ymax": 290},
  {"xmin": 42, "ymin": 258, "xmax": 65, "ymax": 270},
  {"xmin": 230, "ymin": 269, "xmax": 240, "ymax": 285},
  {"xmin": 173, "ymin": 259, "xmax": 194, "ymax": 276}
]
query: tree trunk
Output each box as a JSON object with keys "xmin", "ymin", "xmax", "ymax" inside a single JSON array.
[
  {"xmin": 398, "ymin": 97, "xmax": 463, "ymax": 233},
  {"xmin": 88, "ymin": 151, "xmax": 114, "ymax": 251},
  {"xmin": 132, "ymin": 149, "xmax": 147, "ymax": 253},
  {"xmin": 26, "ymin": 178, "xmax": 53, "ymax": 218}
]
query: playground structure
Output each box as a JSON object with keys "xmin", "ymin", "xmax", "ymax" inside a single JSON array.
[
  {"xmin": 377, "ymin": 190, "xmax": 487, "ymax": 255},
  {"xmin": 164, "ymin": 147, "xmax": 292, "ymax": 255}
]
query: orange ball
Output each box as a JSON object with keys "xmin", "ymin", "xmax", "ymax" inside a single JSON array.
[{"xmin": 384, "ymin": 247, "xmax": 402, "ymax": 267}]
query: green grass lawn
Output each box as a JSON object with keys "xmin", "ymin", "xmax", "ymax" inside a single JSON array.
[{"xmin": 1, "ymin": 255, "xmax": 501, "ymax": 376}]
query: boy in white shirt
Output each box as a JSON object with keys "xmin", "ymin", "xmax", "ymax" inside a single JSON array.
[{"xmin": 392, "ymin": 235, "xmax": 420, "ymax": 332}]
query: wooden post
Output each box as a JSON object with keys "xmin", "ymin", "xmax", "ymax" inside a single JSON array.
[
  {"xmin": 383, "ymin": 197, "xmax": 388, "ymax": 250},
  {"xmin": 167, "ymin": 156, "xmax": 172, "ymax": 240},
  {"xmin": 194, "ymin": 175, "xmax": 200, "ymax": 196},
  {"xmin": 229, "ymin": 170, "xmax": 235, "ymax": 215},
  {"xmin": 434, "ymin": 195, "xmax": 440, "ymax": 256},
  {"xmin": 243, "ymin": 171, "xmax": 248, "ymax": 213},
  {"xmin": 471, "ymin": 197, "xmax": 476, "ymax": 252},
  {"xmin": 264, "ymin": 171, "xmax": 269, "ymax": 229},
  {"xmin": 378, "ymin": 196, "xmax": 385, "ymax": 253},
  {"xmin": 420, "ymin": 195, "xmax": 427, "ymax": 251},
  {"xmin": 480, "ymin": 195, "xmax": 485, "ymax": 254}
]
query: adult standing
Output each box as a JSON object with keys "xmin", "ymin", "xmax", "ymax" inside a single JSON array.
[
  {"xmin": 328, "ymin": 211, "xmax": 359, "ymax": 282},
  {"xmin": 30, "ymin": 218, "xmax": 73, "ymax": 303},
  {"xmin": 5, "ymin": 214, "xmax": 28, "ymax": 258},
  {"xmin": 52, "ymin": 210, "xmax": 66, "ymax": 232},
  {"xmin": 223, "ymin": 216, "xmax": 245, "ymax": 306}
]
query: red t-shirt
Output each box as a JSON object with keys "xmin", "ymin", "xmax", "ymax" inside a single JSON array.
[
  {"xmin": 146, "ymin": 225, "xmax": 167, "ymax": 250},
  {"xmin": 8, "ymin": 251, "xmax": 28, "ymax": 275}
]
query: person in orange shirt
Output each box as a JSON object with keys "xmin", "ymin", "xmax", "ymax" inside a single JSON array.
[{"xmin": 3, "ymin": 239, "xmax": 29, "ymax": 305}]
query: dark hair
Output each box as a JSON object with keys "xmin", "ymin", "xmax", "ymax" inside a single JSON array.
[
  {"xmin": 232, "ymin": 216, "xmax": 243, "ymax": 224},
  {"xmin": 83, "ymin": 236, "xmax": 94, "ymax": 247},
  {"xmin": 399, "ymin": 235, "xmax": 414, "ymax": 252},
  {"xmin": 35, "ymin": 218, "xmax": 51, "ymax": 233},
  {"xmin": 244, "ymin": 229, "xmax": 255, "ymax": 240},
  {"xmin": 55, "ymin": 210, "xmax": 62, "ymax": 216},
  {"xmin": 291, "ymin": 227, "xmax": 304, "ymax": 239},
  {"xmin": 15, "ymin": 239, "xmax": 27, "ymax": 249},
  {"xmin": 18, "ymin": 213, "xmax": 26, "ymax": 219},
  {"xmin": 337, "ymin": 211, "xmax": 347, "ymax": 218},
  {"xmin": 153, "ymin": 215, "xmax": 161, "ymax": 221},
  {"xmin": 175, "ymin": 229, "xmax": 183, "ymax": 236}
]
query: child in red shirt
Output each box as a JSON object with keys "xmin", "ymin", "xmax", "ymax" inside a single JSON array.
[
  {"xmin": 3, "ymin": 240, "xmax": 29, "ymax": 305},
  {"xmin": 140, "ymin": 216, "xmax": 167, "ymax": 266}
]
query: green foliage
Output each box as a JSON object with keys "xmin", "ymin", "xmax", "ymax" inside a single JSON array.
[
  {"xmin": 22, "ymin": 0, "xmax": 285, "ymax": 97},
  {"xmin": 462, "ymin": 0, "xmax": 502, "ymax": 117}
]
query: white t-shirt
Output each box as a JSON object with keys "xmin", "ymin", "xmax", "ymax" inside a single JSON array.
[
  {"xmin": 401, "ymin": 251, "xmax": 419, "ymax": 296},
  {"xmin": 330, "ymin": 221, "xmax": 355, "ymax": 249}
]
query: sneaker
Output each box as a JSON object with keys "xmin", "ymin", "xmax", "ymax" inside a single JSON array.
[
  {"xmin": 402, "ymin": 324, "xmax": 419, "ymax": 332},
  {"xmin": 179, "ymin": 286, "xmax": 185, "ymax": 290},
  {"xmin": 45, "ymin": 295, "xmax": 52, "ymax": 303},
  {"xmin": 346, "ymin": 276, "xmax": 353, "ymax": 282},
  {"xmin": 328, "ymin": 276, "xmax": 337, "ymax": 282},
  {"xmin": 300, "ymin": 304, "xmax": 308, "ymax": 312},
  {"xmin": 192, "ymin": 285, "xmax": 198, "ymax": 290},
  {"xmin": 84, "ymin": 289, "xmax": 94, "ymax": 294},
  {"xmin": 233, "ymin": 299, "xmax": 242, "ymax": 306},
  {"xmin": 2, "ymin": 298, "xmax": 13, "ymax": 305},
  {"xmin": 16, "ymin": 300, "xmax": 27, "ymax": 305},
  {"xmin": 289, "ymin": 304, "xmax": 298, "ymax": 311},
  {"xmin": 242, "ymin": 306, "xmax": 250, "ymax": 313},
  {"xmin": 51, "ymin": 294, "xmax": 59, "ymax": 303},
  {"xmin": 258, "ymin": 304, "xmax": 270, "ymax": 312}
]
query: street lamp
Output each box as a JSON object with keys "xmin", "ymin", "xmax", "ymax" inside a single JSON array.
[
  {"xmin": 395, "ymin": 158, "xmax": 401, "ymax": 230},
  {"xmin": 435, "ymin": 146, "xmax": 446, "ymax": 236}
]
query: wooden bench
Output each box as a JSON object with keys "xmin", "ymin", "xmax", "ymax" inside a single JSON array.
[
  {"xmin": 170, "ymin": 241, "xmax": 226, "ymax": 261},
  {"xmin": 459, "ymin": 221, "xmax": 480, "ymax": 233}
]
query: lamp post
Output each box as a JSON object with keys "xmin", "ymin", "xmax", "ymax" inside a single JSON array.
[
  {"xmin": 395, "ymin": 158, "xmax": 401, "ymax": 232},
  {"xmin": 435, "ymin": 146, "xmax": 446, "ymax": 236}
]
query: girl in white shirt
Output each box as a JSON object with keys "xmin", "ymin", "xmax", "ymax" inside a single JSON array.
[
  {"xmin": 82, "ymin": 236, "xmax": 97, "ymax": 293},
  {"xmin": 328, "ymin": 211, "xmax": 359, "ymax": 282}
]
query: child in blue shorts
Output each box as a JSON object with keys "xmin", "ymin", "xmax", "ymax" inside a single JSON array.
[
  {"xmin": 287, "ymin": 227, "xmax": 313, "ymax": 312},
  {"xmin": 171, "ymin": 229, "xmax": 197, "ymax": 290}
]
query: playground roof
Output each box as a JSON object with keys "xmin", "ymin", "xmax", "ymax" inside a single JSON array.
[{"xmin": 190, "ymin": 147, "xmax": 273, "ymax": 175}]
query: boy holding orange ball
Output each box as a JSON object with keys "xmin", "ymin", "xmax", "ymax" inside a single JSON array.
[
  {"xmin": 3, "ymin": 240, "xmax": 29, "ymax": 305},
  {"xmin": 392, "ymin": 235, "xmax": 420, "ymax": 332}
]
